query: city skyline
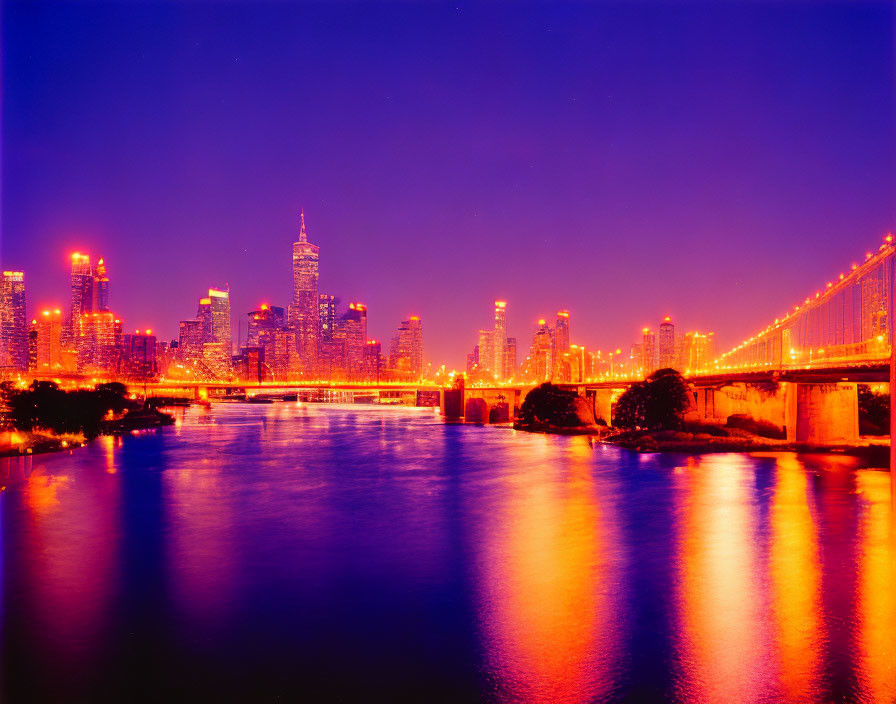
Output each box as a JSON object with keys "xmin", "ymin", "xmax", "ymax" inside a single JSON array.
[
  {"xmin": 4, "ymin": 220, "xmax": 896, "ymax": 378},
  {"xmin": 2, "ymin": 2, "xmax": 893, "ymax": 368}
]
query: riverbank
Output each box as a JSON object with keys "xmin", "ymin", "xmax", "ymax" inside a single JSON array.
[
  {"xmin": 1, "ymin": 407, "xmax": 176, "ymax": 460},
  {"xmin": 0, "ymin": 430, "xmax": 88, "ymax": 458},
  {"xmin": 603, "ymin": 428, "xmax": 890, "ymax": 467}
]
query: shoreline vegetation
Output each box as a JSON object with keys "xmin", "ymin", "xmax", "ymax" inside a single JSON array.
[{"xmin": 1, "ymin": 381, "xmax": 175, "ymax": 459}]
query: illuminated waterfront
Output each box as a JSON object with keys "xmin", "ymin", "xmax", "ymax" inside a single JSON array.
[{"xmin": 1, "ymin": 404, "xmax": 894, "ymax": 702}]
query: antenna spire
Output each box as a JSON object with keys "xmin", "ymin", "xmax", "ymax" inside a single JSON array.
[{"xmin": 299, "ymin": 209, "xmax": 307, "ymax": 242}]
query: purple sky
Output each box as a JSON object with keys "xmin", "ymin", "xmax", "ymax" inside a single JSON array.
[{"xmin": 2, "ymin": 1, "xmax": 894, "ymax": 368}]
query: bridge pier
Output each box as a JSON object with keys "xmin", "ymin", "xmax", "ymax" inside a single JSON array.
[
  {"xmin": 788, "ymin": 382, "xmax": 859, "ymax": 444},
  {"xmin": 592, "ymin": 388, "xmax": 618, "ymax": 427}
]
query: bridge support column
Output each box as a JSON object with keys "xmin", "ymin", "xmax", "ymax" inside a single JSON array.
[
  {"xmin": 790, "ymin": 382, "xmax": 859, "ymax": 444},
  {"xmin": 442, "ymin": 388, "xmax": 465, "ymax": 420},
  {"xmin": 594, "ymin": 389, "xmax": 615, "ymax": 427}
]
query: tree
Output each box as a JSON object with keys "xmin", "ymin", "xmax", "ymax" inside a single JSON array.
[
  {"xmin": 858, "ymin": 384, "xmax": 890, "ymax": 435},
  {"xmin": 7, "ymin": 381, "xmax": 137, "ymax": 438},
  {"xmin": 612, "ymin": 368, "xmax": 691, "ymax": 430},
  {"xmin": 516, "ymin": 382, "xmax": 596, "ymax": 429},
  {"xmin": 612, "ymin": 382, "xmax": 648, "ymax": 429}
]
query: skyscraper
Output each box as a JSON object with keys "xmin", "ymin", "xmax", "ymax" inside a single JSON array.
[
  {"xmin": 504, "ymin": 337, "xmax": 517, "ymax": 379},
  {"xmin": 0, "ymin": 271, "xmax": 27, "ymax": 371},
  {"xmin": 178, "ymin": 319, "xmax": 205, "ymax": 362},
  {"xmin": 318, "ymin": 294, "xmax": 339, "ymax": 341},
  {"xmin": 555, "ymin": 310, "xmax": 570, "ymax": 354},
  {"xmin": 93, "ymin": 258, "xmax": 110, "ymax": 312},
  {"xmin": 389, "ymin": 316, "xmax": 423, "ymax": 377},
  {"xmin": 680, "ymin": 331, "xmax": 716, "ymax": 373},
  {"xmin": 77, "ymin": 311, "xmax": 116, "ymax": 372},
  {"xmin": 121, "ymin": 331, "xmax": 157, "ymax": 379},
  {"xmin": 658, "ymin": 316, "xmax": 676, "ymax": 369},
  {"xmin": 34, "ymin": 308, "xmax": 63, "ymax": 372},
  {"xmin": 208, "ymin": 288, "xmax": 232, "ymax": 350},
  {"xmin": 493, "ymin": 300, "xmax": 507, "ymax": 380},
  {"xmin": 67, "ymin": 252, "xmax": 92, "ymax": 345},
  {"xmin": 477, "ymin": 329, "xmax": 496, "ymax": 378},
  {"xmin": 641, "ymin": 327, "xmax": 656, "ymax": 375},
  {"xmin": 363, "ymin": 340, "xmax": 382, "ymax": 381},
  {"xmin": 197, "ymin": 297, "xmax": 212, "ymax": 341},
  {"xmin": 530, "ymin": 318, "xmax": 554, "ymax": 382},
  {"xmin": 247, "ymin": 304, "xmax": 285, "ymax": 346},
  {"xmin": 340, "ymin": 303, "xmax": 368, "ymax": 377},
  {"xmin": 289, "ymin": 211, "xmax": 319, "ymax": 368}
]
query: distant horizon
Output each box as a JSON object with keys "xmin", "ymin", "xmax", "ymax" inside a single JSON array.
[{"xmin": 3, "ymin": 1, "xmax": 894, "ymax": 367}]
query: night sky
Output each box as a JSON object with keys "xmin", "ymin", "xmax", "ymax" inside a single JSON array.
[{"xmin": 2, "ymin": 1, "xmax": 894, "ymax": 367}]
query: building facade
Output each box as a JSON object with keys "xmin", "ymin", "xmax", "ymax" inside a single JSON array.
[
  {"xmin": 289, "ymin": 211, "xmax": 319, "ymax": 369},
  {"xmin": 0, "ymin": 270, "xmax": 27, "ymax": 371}
]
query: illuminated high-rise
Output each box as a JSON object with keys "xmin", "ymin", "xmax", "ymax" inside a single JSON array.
[
  {"xmin": 641, "ymin": 327, "xmax": 656, "ymax": 375},
  {"xmin": 197, "ymin": 297, "xmax": 212, "ymax": 340},
  {"xmin": 289, "ymin": 211, "xmax": 319, "ymax": 368},
  {"xmin": 247, "ymin": 304, "xmax": 284, "ymax": 346},
  {"xmin": 477, "ymin": 329, "xmax": 496, "ymax": 378},
  {"xmin": 208, "ymin": 288, "xmax": 232, "ymax": 350},
  {"xmin": 658, "ymin": 316, "xmax": 676, "ymax": 369},
  {"xmin": 504, "ymin": 337, "xmax": 517, "ymax": 379},
  {"xmin": 0, "ymin": 270, "xmax": 27, "ymax": 371},
  {"xmin": 363, "ymin": 340, "xmax": 382, "ymax": 381},
  {"xmin": 93, "ymin": 258, "xmax": 110, "ymax": 312},
  {"xmin": 319, "ymin": 294, "xmax": 339, "ymax": 341},
  {"xmin": 35, "ymin": 308, "xmax": 63, "ymax": 372},
  {"xmin": 339, "ymin": 303, "xmax": 368, "ymax": 377},
  {"xmin": 389, "ymin": 316, "xmax": 423, "ymax": 377},
  {"xmin": 552, "ymin": 310, "xmax": 570, "ymax": 378},
  {"xmin": 77, "ymin": 311, "xmax": 116, "ymax": 372},
  {"xmin": 121, "ymin": 331, "xmax": 157, "ymax": 379},
  {"xmin": 530, "ymin": 318, "xmax": 553, "ymax": 382},
  {"xmin": 680, "ymin": 331, "xmax": 716, "ymax": 373},
  {"xmin": 195, "ymin": 287, "xmax": 232, "ymax": 362},
  {"xmin": 493, "ymin": 301, "xmax": 507, "ymax": 379},
  {"xmin": 271, "ymin": 329, "xmax": 299, "ymax": 380},
  {"xmin": 555, "ymin": 310, "xmax": 570, "ymax": 353},
  {"xmin": 67, "ymin": 252, "xmax": 93, "ymax": 345},
  {"xmin": 178, "ymin": 319, "xmax": 204, "ymax": 362},
  {"xmin": 28, "ymin": 320, "xmax": 38, "ymax": 371}
]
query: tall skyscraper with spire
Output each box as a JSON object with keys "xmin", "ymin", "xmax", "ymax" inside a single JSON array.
[{"xmin": 289, "ymin": 211, "xmax": 319, "ymax": 370}]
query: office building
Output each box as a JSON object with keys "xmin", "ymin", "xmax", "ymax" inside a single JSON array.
[
  {"xmin": 389, "ymin": 316, "xmax": 423, "ymax": 377},
  {"xmin": 658, "ymin": 316, "xmax": 676, "ymax": 369},
  {"xmin": 289, "ymin": 211, "xmax": 319, "ymax": 367},
  {"xmin": 641, "ymin": 327, "xmax": 656, "ymax": 375},
  {"xmin": 493, "ymin": 301, "xmax": 507, "ymax": 379},
  {"xmin": 319, "ymin": 294, "xmax": 339, "ymax": 342},
  {"xmin": 34, "ymin": 308, "xmax": 63, "ymax": 372},
  {"xmin": 504, "ymin": 337, "xmax": 517, "ymax": 379},
  {"xmin": 0, "ymin": 270, "xmax": 27, "ymax": 371}
]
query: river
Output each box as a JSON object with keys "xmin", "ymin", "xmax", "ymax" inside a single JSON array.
[{"xmin": 1, "ymin": 403, "xmax": 895, "ymax": 703}]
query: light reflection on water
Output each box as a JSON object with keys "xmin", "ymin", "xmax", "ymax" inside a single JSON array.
[{"xmin": 0, "ymin": 404, "xmax": 894, "ymax": 703}]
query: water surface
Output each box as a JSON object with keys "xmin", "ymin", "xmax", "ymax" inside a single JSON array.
[{"xmin": 2, "ymin": 404, "xmax": 895, "ymax": 703}]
